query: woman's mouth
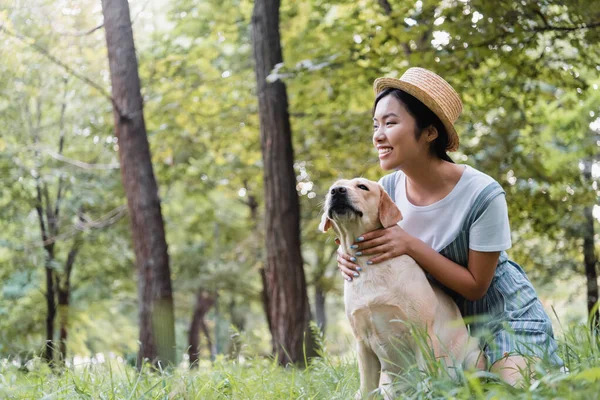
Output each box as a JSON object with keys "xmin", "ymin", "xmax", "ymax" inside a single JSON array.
[{"xmin": 378, "ymin": 147, "xmax": 393, "ymax": 158}]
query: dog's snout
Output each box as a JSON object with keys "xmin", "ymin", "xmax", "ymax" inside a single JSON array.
[{"xmin": 331, "ymin": 186, "xmax": 347, "ymax": 196}]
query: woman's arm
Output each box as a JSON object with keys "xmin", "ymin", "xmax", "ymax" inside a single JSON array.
[
  {"xmin": 406, "ymin": 237, "xmax": 499, "ymax": 301},
  {"xmin": 352, "ymin": 225, "xmax": 499, "ymax": 301}
]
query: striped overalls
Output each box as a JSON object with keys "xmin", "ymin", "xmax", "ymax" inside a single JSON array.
[{"xmin": 381, "ymin": 173, "xmax": 563, "ymax": 366}]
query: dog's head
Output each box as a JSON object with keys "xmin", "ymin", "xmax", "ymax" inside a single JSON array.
[{"xmin": 319, "ymin": 178, "xmax": 402, "ymax": 234}]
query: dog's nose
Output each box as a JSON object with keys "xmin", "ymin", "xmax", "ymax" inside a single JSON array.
[{"xmin": 331, "ymin": 186, "xmax": 347, "ymax": 196}]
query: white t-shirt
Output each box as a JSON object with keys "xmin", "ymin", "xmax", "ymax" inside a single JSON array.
[{"xmin": 381, "ymin": 165, "xmax": 512, "ymax": 252}]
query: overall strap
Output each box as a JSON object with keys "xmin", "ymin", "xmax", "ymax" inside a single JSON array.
[
  {"xmin": 380, "ymin": 172, "xmax": 399, "ymax": 203},
  {"xmin": 461, "ymin": 181, "xmax": 505, "ymax": 232}
]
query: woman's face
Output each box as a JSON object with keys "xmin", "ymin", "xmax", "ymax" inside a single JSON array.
[{"xmin": 372, "ymin": 94, "xmax": 430, "ymax": 171}]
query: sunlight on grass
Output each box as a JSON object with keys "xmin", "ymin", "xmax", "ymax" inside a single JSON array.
[{"xmin": 0, "ymin": 323, "xmax": 598, "ymax": 399}]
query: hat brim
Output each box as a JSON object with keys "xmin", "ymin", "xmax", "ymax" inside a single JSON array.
[{"xmin": 373, "ymin": 77, "xmax": 459, "ymax": 152}]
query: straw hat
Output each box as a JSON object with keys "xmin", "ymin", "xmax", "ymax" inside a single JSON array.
[{"xmin": 373, "ymin": 67, "xmax": 462, "ymax": 152}]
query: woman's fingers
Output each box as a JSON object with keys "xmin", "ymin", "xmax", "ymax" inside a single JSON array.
[
  {"xmin": 355, "ymin": 228, "xmax": 386, "ymax": 242},
  {"xmin": 356, "ymin": 243, "xmax": 389, "ymax": 256},
  {"xmin": 339, "ymin": 264, "xmax": 355, "ymax": 281},
  {"xmin": 337, "ymin": 250, "xmax": 360, "ymax": 281},
  {"xmin": 354, "ymin": 235, "xmax": 388, "ymax": 251},
  {"xmin": 338, "ymin": 257, "xmax": 355, "ymax": 280},
  {"xmin": 367, "ymin": 252, "xmax": 393, "ymax": 265}
]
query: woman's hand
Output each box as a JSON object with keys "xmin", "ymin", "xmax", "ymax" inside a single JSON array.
[
  {"xmin": 353, "ymin": 225, "xmax": 414, "ymax": 265},
  {"xmin": 336, "ymin": 225, "xmax": 415, "ymax": 281},
  {"xmin": 336, "ymin": 237, "xmax": 362, "ymax": 282}
]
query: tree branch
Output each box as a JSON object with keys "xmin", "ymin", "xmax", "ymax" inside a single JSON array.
[
  {"xmin": 0, "ymin": 24, "xmax": 126, "ymax": 117},
  {"xmin": 3, "ymin": 205, "xmax": 128, "ymax": 252},
  {"xmin": 534, "ymin": 20, "xmax": 600, "ymax": 32},
  {"xmin": 42, "ymin": 147, "xmax": 120, "ymax": 170},
  {"xmin": 534, "ymin": 9, "xmax": 550, "ymax": 29},
  {"xmin": 54, "ymin": 78, "xmax": 69, "ymax": 222},
  {"xmin": 377, "ymin": 0, "xmax": 392, "ymax": 15},
  {"xmin": 64, "ymin": 232, "xmax": 83, "ymax": 291},
  {"xmin": 55, "ymin": 24, "xmax": 104, "ymax": 37},
  {"xmin": 25, "ymin": 98, "xmax": 53, "ymax": 254},
  {"xmin": 473, "ymin": 20, "xmax": 600, "ymax": 48},
  {"xmin": 43, "ymin": 183, "xmax": 56, "ymax": 237},
  {"xmin": 77, "ymin": 205, "xmax": 128, "ymax": 229},
  {"xmin": 35, "ymin": 181, "xmax": 49, "ymax": 248}
]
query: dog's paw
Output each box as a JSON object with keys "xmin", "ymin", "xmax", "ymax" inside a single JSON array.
[
  {"xmin": 355, "ymin": 388, "xmax": 388, "ymax": 400},
  {"xmin": 376, "ymin": 386, "xmax": 394, "ymax": 400}
]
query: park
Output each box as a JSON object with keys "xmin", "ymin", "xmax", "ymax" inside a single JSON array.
[{"xmin": 1, "ymin": 0, "xmax": 600, "ymax": 398}]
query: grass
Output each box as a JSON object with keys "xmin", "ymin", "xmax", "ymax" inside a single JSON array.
[{"xmin": 1, "ymin": 323, "xmax": 599, "ymax": 399}]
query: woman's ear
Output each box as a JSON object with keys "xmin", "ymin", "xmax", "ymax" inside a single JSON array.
[{"xmin": 425, "ymin": 125, "xmax": 439, "ymax": 143}]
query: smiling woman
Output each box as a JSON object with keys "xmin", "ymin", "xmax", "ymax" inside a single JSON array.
[
  {"xmin": 373, "ymin": 88, "xmax": 453, "ymax": 170},
  {"xmin": 336, "ymin": 67, "xmax": 564, "ymax": 386}
]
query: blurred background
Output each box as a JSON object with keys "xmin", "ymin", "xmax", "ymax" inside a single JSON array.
[{"xmin": 1, "ymin": 0, "xmax": 599, "ymax": 367}]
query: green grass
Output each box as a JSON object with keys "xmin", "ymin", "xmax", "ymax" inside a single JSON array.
[{"xmin": 1, "ymin": 323, "xmax": 599, "ymax": 399}]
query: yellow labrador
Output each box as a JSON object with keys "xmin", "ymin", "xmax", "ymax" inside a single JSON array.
[{"xmin": 320, "ymin": 178, "xmax": 483, "ymax": 399}]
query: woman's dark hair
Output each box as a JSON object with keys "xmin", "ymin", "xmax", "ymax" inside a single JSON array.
[{"xmin": 373, "ymin": 88, "xmax": 454, "ymax": 163}]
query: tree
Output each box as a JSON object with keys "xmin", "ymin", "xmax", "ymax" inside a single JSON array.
[
  {"xmin": 101, "ymin": 0, "xmax": 176, "ymax": 366},
  {"xmin": 583, "ymin": 162, "xmax": 599, "ymax": 327},
  {"xmin": 0, "ymin": 0, "xmax": 139, "ymax": 362},
  {"xmin": 251, "ymin": 0, "xmax": 315, "ymax": 365},
  {"xmin": 188, "ymin": 289, "xmax": 215, "ymax": 367}
]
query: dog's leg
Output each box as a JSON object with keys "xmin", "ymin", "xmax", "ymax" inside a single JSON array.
[
  {"xmin": 428, "ymin": 332, "xmax": 462, "ymax": 379},
  {"xmin": 463, "ymin": 337, "xmax": 486, "ymax": 371},
  {"xmin": 356, "ymin": 341, "xmax": 381, "ymax": 400},
  {"xmin": 378, "ymin": 372, "xmax": 395, "ymax": 400},
  {"xmin": 418, "ymin": 322, "xmax": 443, "ymax": 369}
]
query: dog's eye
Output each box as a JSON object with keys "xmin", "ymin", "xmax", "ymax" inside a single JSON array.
[{"xmin": 357, "ymin": 184, "xmax": 369, "ymax": 191}]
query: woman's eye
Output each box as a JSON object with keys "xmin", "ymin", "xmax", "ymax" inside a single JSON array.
[
  {"xmin": 373, "ymin": 125, "xmax": 379, "ymax": 131},
  {"xmin": 386, "ymin": 121, "xmax": 395, "ymax": 126},
  {"xmin": 357, "ymin": 184, "xmax": 369, "ymax": 191}
]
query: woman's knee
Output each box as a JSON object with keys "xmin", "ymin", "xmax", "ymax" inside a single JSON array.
[{"xmin": 490, "ymin": 355, "xmax": 537, "ymax": 386}]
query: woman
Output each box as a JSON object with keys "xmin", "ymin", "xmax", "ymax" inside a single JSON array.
[{"xmin": 336, "ymin": 67, "xmax": 563, "ymax": 385}]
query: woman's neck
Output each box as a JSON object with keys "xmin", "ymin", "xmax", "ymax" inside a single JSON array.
[{"xmin": 401, "ymin": 158, "xmax": 464, "ymax": 206}]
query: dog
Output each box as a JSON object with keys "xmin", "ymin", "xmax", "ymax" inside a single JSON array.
[{"xmin": 320, "ymin": 178, "xmax": 484, "ymax": 399}]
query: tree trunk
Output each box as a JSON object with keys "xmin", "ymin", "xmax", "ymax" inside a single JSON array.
[
  {"xmin": 227, "ymin": 297, "xmax": 247, "ymax": 359},
  {"xmin": 259, "ymin": 267, "xmax": 273, "ymax": 335},
  {"xmin": 57, "ymin": 287, "xmax": 69, "ymax": 363},
  {"xmin": 101, "ymin": 0, "xmax": 176, "ymax": 367},
  {"xmin": 200, "ymin": 319, "xmax": 215, "ymax": 361},
  {"xmin": 35, "ymin": 184, "xmax": 56, "ymax": 367},
  {"xmin": 582, "ymin": 165, "xmax": 600, "ymax": 329},
  {"xmin": 188, "ymin": 290, "xmax": 215, "ymax": 368},
  {"xmin": 214, "ymin": 290, "xmax": 222, "ymax": 355},
  {"xmin": 30, "ymin": 98, "xmax": 56, "ymax": 367},
  {"xmin": 314, "ymin": 285, "xmax": 326, "ymax": 334},
  {"xmin": 44, "ymin": 264, "xmax": 56, "ymax": 366},
  {"xmin": 251, "ymin": 0, "xmax": 315, "ymax": 365},
  {"xmin": 583, "ymin": 205, "xmax": 599, "ymax": 327},
  {"xmin": 311, "ymin": 246, "xmax": 337, "ymax": 336},
  {"xmin": 228, "ymin": 297, "xmax": 247, "ymax": 332},
  {"xmin": 57, "ymin": 237, "xmax": 81, "ymax": 363}
]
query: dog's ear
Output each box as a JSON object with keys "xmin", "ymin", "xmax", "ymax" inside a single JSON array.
[
  {"xmin": 378, "ymin": 189, "xmax": 403, "ymax": 228},
  {"xmin": 319, "ymin": 212, "xmax": 332, "ymax": 232}
]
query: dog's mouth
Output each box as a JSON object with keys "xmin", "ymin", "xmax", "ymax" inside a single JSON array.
[{"xmin": 327, "ymin": 202, "xmax": 363, "ymax": 219}]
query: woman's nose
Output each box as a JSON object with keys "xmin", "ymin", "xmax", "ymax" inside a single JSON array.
[{"xmin": 373, "ymin": 128, "xmax": 385, "ymax": 142}]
